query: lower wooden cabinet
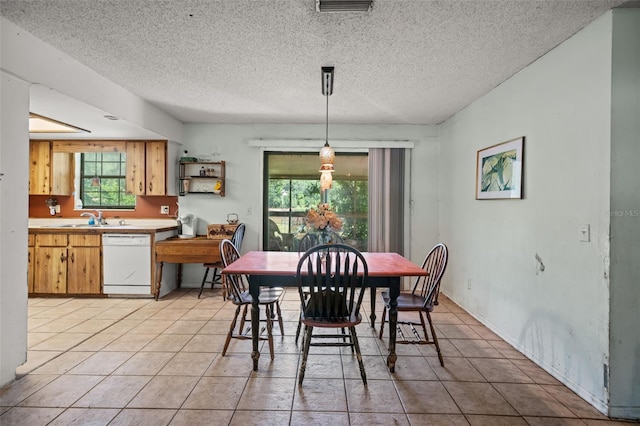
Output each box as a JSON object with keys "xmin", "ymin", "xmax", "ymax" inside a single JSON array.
[
  {"xmin": 32, "ymin": 233, "xmax": 102, "ymax": 295},
  {"xmin": 67, "ymin": 234, "xmax": 102, "ymax": 294}
]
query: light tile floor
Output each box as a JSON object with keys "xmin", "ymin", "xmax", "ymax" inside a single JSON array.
[{"xmin": 0, "ymin": 289, "xmax": 634, "ymax": 425}]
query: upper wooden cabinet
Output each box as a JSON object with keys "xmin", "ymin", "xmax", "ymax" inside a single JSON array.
[
  {"xmin": 145, "ymin": 141, "xmax": 167, "ymax": 196},
  {"xmin": 29, "ymin": 141, "xmax": 73, "ymax": 196},
  {"xmin": 29, "ymin": 141, "xmax": 51, "ymax": 195},
  {"xmin": 125, "ymin": 141, "xmax": 146, "ymax": 195},
  {"xmin": 126, "ymin": 141, "xmax": 167, "ymax": 196},
  {"xmin": 30, "ymin": 140, "xmax": 168, "ymax": 197}
]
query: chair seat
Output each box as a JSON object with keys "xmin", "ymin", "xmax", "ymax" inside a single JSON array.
[
  {"xmin": 231, "ymin": 289, "xmax": 281, "ymax": 306},
  {"xmin": 301, "ymin": 312, "xmax": 361, "ymax": 328},
  {"xmin": 381, "ymin": 291, "xmax": 434, "ymax": 312}
]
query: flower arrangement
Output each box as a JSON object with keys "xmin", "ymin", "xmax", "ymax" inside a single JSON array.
[{"xmin": 306, "ymin": 203, "xmax": 342, "ymax": 231}]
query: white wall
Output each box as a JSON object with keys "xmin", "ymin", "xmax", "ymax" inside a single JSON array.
[
  {"xmin": 0, "ymin": 72, "xmax": 30, "ymax": 386},
  {"xmin": 439, "ymin": 13, "xmax": 613, "ymax": 412},
  {"xmin": 608, "ymin": 9, "xmax": 640, "ymax": 419},
  {"xmin": 176, "ymin": 123, "xmax": 439, "ymax": 287}
]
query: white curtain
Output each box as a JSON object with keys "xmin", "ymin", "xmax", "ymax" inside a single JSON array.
[{"xmin": 368, "ymin": 148, "xmax": 405, "ymax": 254}]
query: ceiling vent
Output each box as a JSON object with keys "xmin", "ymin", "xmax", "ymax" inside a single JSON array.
[{"xmin": 316, "ymin": 0, "xmax": 373, "ymax": 13}]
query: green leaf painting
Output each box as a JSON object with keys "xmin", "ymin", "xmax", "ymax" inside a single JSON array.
[{"xmin": 481, "ymin": 149, "xmax": 516, "ymax": 192}]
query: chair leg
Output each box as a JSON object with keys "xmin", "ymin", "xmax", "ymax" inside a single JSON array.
[
  {"xmin": 295, "ymin": 318, "xmax": 302, "ymax": 344},
  {"xmin": 222, "ymin": 305, "xmax": 241, "ymax": 356},
  {"xmin": 275, "ymin": 301, "xmax": 284, "ymax": 336},
  {"xmin": 221, "ymin": 275, "xmax": 227, "ymax": 301},
  {"xmin": 379, "ymin": 306, "xmax": 387, "ymax": 339},
  {"xmin": 239, "ymin": 305, "xmax": 248, "ymax": 335},
  {"xmin": 298, "ymin": 325, "xmax": 313, "ymax": 385},
  {"xmin": 427, "ymin": 311, "xmax": 444, "ymax": 367},
  {"xmin": 265, "ymin": 304, "xmax": 275, "ymax": 360},
  {"xmin": 211, "ymin": 267, "xmax": 220, "ymax": 289},
  {"xmin": 350, "ymin": 326, "xmax": 367, "ymax": 385},
  {"xmin": 419, "ymin": 312, "xmax": 430, "ymax": 343},
  {"xmin": 198, "ymin": 267, "xmax": 210, "ymax": 299}
]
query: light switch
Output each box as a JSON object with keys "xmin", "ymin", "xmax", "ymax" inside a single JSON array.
[{"xmin": 579, "ymin": 224, "xmax": 590, "ymax": 242}]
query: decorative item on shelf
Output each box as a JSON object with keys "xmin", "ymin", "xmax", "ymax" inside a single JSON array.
[
  {"xmin": 213, "ymin": 180, "xmax": 222, "ymax": 194},
  {"xmin": 199, "ymin": 166, "xmax": 206, "ymax": 177},
  {"xmin": 180, "ymin": 150, "xmax": 198, "ymax": 163},
  {"xmin": 227, "ymin": 213, "xmax": 239, "ymax": 224},
  {"xmin": 306, "ymin": 203, "xmax": 342, "ymax": 244},
  {"xmin": 207, "ymin": 223, "xmax": 239, "ymax": 240},
  {"xmin": 181, "ymin": 179, "xmax": 190, "ymax": 194}
]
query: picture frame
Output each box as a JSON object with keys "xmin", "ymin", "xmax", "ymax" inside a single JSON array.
[{"xmin": 476, "ymin": 136, "xmax": 524, "ymax": 200}]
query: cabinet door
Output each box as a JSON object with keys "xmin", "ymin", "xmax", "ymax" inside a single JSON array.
[
  {"xmin": 34, "ymin": 247, "xmax": 67, "ymax": 293},
  {"xmin": 51, "ymin": 152, "xmax": 74, "ymax": 195},
  {"xmin": 125, "ymin": 141, "xmax": 146, "ymax": 195},
  {"xmin": 67, "ymin": 247, "xmax": 102, "ymax": 294},
  {"xmin": 145, "ymin": 141, "xmax": 166, "ymax": 195},
  {"xmin": 29, "ymin": 141, "xmax": 51, "ymax": 195}
]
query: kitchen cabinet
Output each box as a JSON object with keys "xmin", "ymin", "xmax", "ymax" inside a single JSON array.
[
  {"xmin": 125, "ymin": 141, "xmax": 167, "ymax": 196},
  {"xmin": 178, "ymin": 160, "xmax": 226, "ymax": 196},
  {"xmin": 34, "ymin": 234, "xmax": 68, "ymax": 293},
  {"xmin": 29, "ymin": 141, "xmax": 51, "ymax": 195},
  {"xmin": 29, "ymin": 141, "xmax": 73, "ymax": 195},
  {"xmin": 67, "ymin": 234, "xmax": 102, "ymax": 294},
  {"xmin": 33, "ymin": 233, "xmax": 102, "ymax": 295}
]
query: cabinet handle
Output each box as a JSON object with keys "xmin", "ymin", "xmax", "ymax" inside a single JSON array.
[
  {"xmin": 70, "ymin": 252, "xmax": 75, "ymax": 263},
  {"xmin": 149, "ymin": 182, "xmax": 153, "ymax": 192},
  {"xmin": 139, "ymin": 182, "xmax": 143, "ymax": 192},
  {"xmin": 60, "ymin": 253, "xmax": 67, "ymax": 263}
]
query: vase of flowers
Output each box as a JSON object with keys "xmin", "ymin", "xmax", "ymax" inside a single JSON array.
[{"xmin": 306, "ymin": 203, "xmax": 343, "ymax": 244}]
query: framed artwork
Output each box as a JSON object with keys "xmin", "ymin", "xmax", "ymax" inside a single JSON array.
[{"xmin": 476, "ymin": 136, "xmax": 524, "ymax": 200}]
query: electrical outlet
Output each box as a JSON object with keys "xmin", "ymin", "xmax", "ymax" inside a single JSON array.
[
  {"xmin": 55, "ymin": 205, "xmax": 61, "ymax": 214},
  {"xmin": 467, "ymin": 279, "xmax": 471, "ymax": 289},
  {"xmin": 160, "ymin": 205, "xmax": 169, "ymax": 214},
  {"xmin": 246, "ymin": 206, "xmax": 252, "ymax": 215},
  {"xmin": 579, "ymin": 223, "xmax": 590, "ymax": 242}
]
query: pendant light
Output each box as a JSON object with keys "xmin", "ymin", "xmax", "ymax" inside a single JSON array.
[{"xmin": 319, "ymin": 66, "xmax": 335, "ymax": 197}]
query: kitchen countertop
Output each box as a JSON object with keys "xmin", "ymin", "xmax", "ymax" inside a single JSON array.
[{"xmin": 29, "ymin": 218, "xmax": 178, "ymax": 234}]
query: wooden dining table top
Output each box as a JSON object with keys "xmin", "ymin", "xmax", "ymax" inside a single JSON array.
[{"xmin": 222, "ymin": 250, "xmax": 427, "ymax": 278}]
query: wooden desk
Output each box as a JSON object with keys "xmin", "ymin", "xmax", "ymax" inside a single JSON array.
[
  {"xmin": 222, "ymin": 251, "xmax": 426, "ymax": 373},
  {"xmin": 154, "ymin": 236, "xmax": 220, "ymax": 300}
]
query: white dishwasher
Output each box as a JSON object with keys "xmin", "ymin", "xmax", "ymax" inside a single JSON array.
[{"xmin": 102, "ymin": 234, "xmax": 151, "ymax": 295}]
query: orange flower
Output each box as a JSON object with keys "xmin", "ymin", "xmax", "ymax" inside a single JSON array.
[{"xmin": 306, "ymin": 204, "xmax": 343, "ymax": 231}]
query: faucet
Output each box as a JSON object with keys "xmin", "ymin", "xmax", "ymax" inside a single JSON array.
[{"xmin": 80, "ymin": 210, "xmax": 104, "ymax": 225}]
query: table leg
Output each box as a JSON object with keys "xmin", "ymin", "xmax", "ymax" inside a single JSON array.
[
  {"xmin": 155, "ymin": 261, "xmax": 164, "ymax": 301},
  {"xmin": 386, "ymin": 284, "xmax": 399, "ymax": 373},
  {"xmin": 249, "ymin": 280, "xmax": 261, "ymax": 371},
  {"xmin": 369, "ymin": 287, "xmax": 377, "ymax": 327}
]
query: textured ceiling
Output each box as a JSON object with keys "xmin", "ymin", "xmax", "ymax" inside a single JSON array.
[{"xmin": 0, "ymin": 0, "xmax": 628, "ymax": 126}]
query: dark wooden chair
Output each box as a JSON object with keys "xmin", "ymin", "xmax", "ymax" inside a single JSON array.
[
  {"xmin": 295, "ymin": 231, "xmax": 345, "ymax": 343},
  {"xmin": 219, "ymin": 238, "xmax": 282, "ymax": 359},
  {"xmin": 200, "ymin": 223, "xmax": 245, "ymax": 299},
  {"xmin": 379, "ymin": 243, "xmax": 448, "ymax": 366},
  {"xmin": 296, "ymin": 243, "xmax": 368, "ymax": 385}
]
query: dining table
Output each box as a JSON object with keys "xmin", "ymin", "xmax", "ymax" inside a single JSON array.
[{"xmin": 221, "ymin": 250, "xmax": 427, "ymax": 373}]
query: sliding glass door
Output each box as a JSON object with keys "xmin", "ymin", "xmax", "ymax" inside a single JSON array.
[{"xmin": 263, "ymin": 152, "xmax": 368, "ymax": 251}]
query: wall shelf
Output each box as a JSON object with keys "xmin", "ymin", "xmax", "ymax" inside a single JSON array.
[{"xmin": 178, "ymin": 161, "xmax": 225, "ymax": 196}]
